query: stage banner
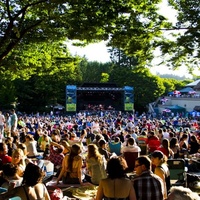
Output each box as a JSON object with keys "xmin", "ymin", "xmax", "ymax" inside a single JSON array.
[
  {"xmin": 124, "ymin": 86, "xmax": 134, "ymax": 111},
  {"xmin": 66, "ymin": 85, "xmax": 77, "ymax": 112}
]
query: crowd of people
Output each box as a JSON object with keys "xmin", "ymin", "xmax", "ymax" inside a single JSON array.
[{"xmin": 0, "ymin": 109, "xmax": 199, "ymax": 199}]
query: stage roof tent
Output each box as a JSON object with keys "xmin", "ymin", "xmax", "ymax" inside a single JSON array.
[
  {"xmin": 81, "ymin": 83, "xmax": 118, "ymax": 87},
  {"xmin": 78, "ymin": 83, "xmax": 123, "ymax": 91},
  {"xmin": 186, "ymin": 80, "xmax": 200, "ymax": 87},
  {"xmin": 179, "ymin": 87, "xmax": 194, "ymax": 93}
]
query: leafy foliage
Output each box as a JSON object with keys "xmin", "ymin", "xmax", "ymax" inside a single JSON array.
[
  {"xmin": 0, "ymin": 0, "xmax": 170, "ymax": 72},
  {"xmin": 0, "ymin": 41, "xmax": 81, "ymax": 80},
  {"xmin": 79, "ymin": 60, "xmax": 113, "ymax": 83},
  {"xmin": 159, "ymin": 0, "xmax": 200, "ymax": 71}
]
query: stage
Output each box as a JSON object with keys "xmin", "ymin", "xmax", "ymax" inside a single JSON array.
[{"xmin": 66, "ymin": 83, "xmax": 134, "ymax": 113}]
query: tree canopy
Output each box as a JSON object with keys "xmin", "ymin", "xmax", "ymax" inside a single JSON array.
[
  {"xmin": 0, "ymin": 0, "xmax": 170, "ymax": 73},
  {"xmin": 159, "ymin": 0, "xmax": 200, "ymax": 71},
  {"xmin": 0, "ymin": 0, "xmax": 199, "ymax": 76}
]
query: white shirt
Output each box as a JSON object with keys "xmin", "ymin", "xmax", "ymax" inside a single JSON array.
[
  {"xmin": 163, "ymin": 131, "xmax": 170, "ymax": 139},
  {"xmin": 121, "ymin": 145, "xmax": 141, "ymax": 153},
  {"xmin": 0, "ymin": 114, "xmax": 5, "ymax": 126}
]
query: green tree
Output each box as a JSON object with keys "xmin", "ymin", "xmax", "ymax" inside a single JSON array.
[
  {"xmin": 0, "ymin": 41, "xmax": 81, "ymax": 80},
  {"xmin": 162, "ymin": 78, "xmax": 176, "ymax": 94},
  {"xmin": 131, "ymin": 68, "xmax": 165, "ymax": 109},
  {"xmin": 100, "ymin": 73, "xmax": 109, "ymax": 83},
  {"xmin": 159, "ymin": 0, "xmax": 200, "ymax": 71},
  {"xmin": 0, "ymin": 41, "xmax": 82, "ymax": 112},
  {"xmin": 0, "ymin": 0, "xmax": 169, "ymax": 73},
  {"xmin": 109, "ymin": 64, "xmax": 165, "ymax": 111},
  {"xmin": 79, "ymin": 60, "xmax": 113, "ymax": 83},
  {"xmin": 109, "ymin": 48, "xmax": 138, "ymax": 69},
  {"xmin": 0, "ymin": 79, "xmax": 17, "ymax": 110}
]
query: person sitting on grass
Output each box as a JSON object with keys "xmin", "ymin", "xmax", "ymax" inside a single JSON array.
[{"xmin": 0, "ymin": 162, "xmax": 50, "ymax": 200}]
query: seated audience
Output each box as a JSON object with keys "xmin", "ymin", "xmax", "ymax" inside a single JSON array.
[
  {"xmin": 170, "ymin": 137, "xmax": 180, "ymax": 158},
  {"xmin": 179, "ymin": 133, "xmax": 188, "ymax": 158},
  {"xmin": 146, "ymin": 131, "xmax": 161, "ymax": 153},
  {"xmin": 133, "ymin": 156, "xmax": 164, "ymax": 200},
  {"xmin": 48, "ymin": 141, "xmax": 65, "ymax": 170},
  {"xmin": 188, "ymin": 135, "xmax": 200, "ymax": 155},
  {"xmin": 11, "ymin": 148, "xmax": 26, "ymax": 177},
  {"xmin": 4, "ymin": 137, "xmax": 16, "ymax": 157},
  {"xmin": 0, "ymin": 142, "xmax": 12, "ymax": 165},
  {"xmin": 0, "ymin": 162, "xmax": 50, "ymax": 200},
  {"xmin": 1, "ymin": 163, "xmax": 23, "ymax": 189},
  {"xmin": 38, "ymin": 131, "xmax": 52, "ymax": 151},
  {"xmin": 151, "ymin": 150, "xmax": 171, "ymax": 199},
  {"xmin": 96, "ymin": 156, "xmax": 136, "ymax": 200},
  {"xmin": 121, "ymin": 137, "xmax": 141, "ymax": 154},
  {"xmin": 24, "ymin": 134, "xmax": 41, "ymax": 159},
  {"xmin": 85, "ymin": 144, "xmax": 107, "ymax": 185},
  {"xmin": 98, "ymin": 139, "xmax": 111, "ymax": 161},
  {"xmin": 56, "ymin": 143, "xmax": 83, "ymax": 185},
  {"xmin": 60, "ymin": 140, "xmax": 71, "ymax": 155},
  {"xmin": 157, "ymin": 138, "xmax": 174, "ymax": 159}
]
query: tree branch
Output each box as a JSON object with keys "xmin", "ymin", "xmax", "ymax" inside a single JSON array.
[
  {"xmin": 13, "ymin": 0, "xmax": 48, "ymax": 21},
  {"xmin": 0, "ymin": 19, "xmax": 43, "ymax": 63},
  {"xmin": 6, "ymin": 0, "xmax": 12, "ymax": 20}
]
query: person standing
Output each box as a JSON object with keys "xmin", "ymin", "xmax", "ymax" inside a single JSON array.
[
  {"xmin": 0, "ymin": 111, "xmax": 5, "ymax": 141},
  {"xmin": 132, "ymin": 156, "xmax": 164, "ymax": 200},
  {"xmin": 10, "ymin": 109, "xmax": 18, "ymax": 136},
  {"xmin": 4, "ymin": 113, "xmax": 11, "ymax": 137}
]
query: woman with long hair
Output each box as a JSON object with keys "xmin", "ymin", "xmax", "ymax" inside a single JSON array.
[
  {"xmin": 188, "ymin": 135, "xmax": 200, "ymax": 155},
  {"xmin": 157, "ymin": 138, "xmax": 174, "ymax": 159},
  {"xmin": 179, "ymin": 133, "xmax": 188, "ymax": 157},
  {"xmin": 151, "ymin": 150, "xmax": 171, "ymax": 199},
  {"xmin": 96, "ymin": 157, "xmax": 136, "ymax": 200},
  {"xmin": 85, "ymin": 144, "xmax": 107, "ymax": 185},
  {"xmin": 11, "ymin": 148, "xmax": 26, "ymax": 177},
  {"xmin": 56, "ymin": 143, "xmax": 83, "ymax": 185},
  {"xmin": 170, "ymin": 137, "xmax": 180, "ymax": 158},
  {"xmin": 24, "ymin": 134, "xmax": 39, "ymax": 159}
]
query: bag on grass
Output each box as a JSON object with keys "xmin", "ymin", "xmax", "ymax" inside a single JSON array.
[{"xmin": 47, "ymin": 186, "xmax": 63, "ymax": 200}]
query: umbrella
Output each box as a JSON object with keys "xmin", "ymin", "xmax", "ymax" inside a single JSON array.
[
  {"xmin": 179, "ymin": 87, "xmax": 194, "ymax": 93},
  {"xmin": 188, "ymin": 90, "xmax": 197, "ymax": 94},
  {"xmin": 168, "ymin": 91, "xmax": 174, "ymax": 95},
  {"xmin": 173, "ymin": 90, "xmax": 181, "ymax": 95},
  {"xmin": 163, "ymin": 109, "xmax": 171, "ymax": 113}
]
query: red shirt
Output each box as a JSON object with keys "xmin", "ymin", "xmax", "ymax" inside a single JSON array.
[
  {"xmin": 0, "ymin": 154, "xmax": 12, "ymax": 164},
  {"xmin": 157, "ymin": 146, "xmax": 169, "ymax": 158},
  {"xmin": 146, "ymin": 136, "xmax": 160, "ymax": 153}
]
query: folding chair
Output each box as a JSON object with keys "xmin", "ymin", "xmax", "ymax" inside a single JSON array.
[
  {"xmin": 167, "ymin": 159, "xmax": 187, "ymax": 187},
  {"xmin": 108, "ymin": 142, "xmax": 121, "ymax": 156},
  {"xmin": 123, "ymin": 151, "xmax": 139, "ymax": 172}
]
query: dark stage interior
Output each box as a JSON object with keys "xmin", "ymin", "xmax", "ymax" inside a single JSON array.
[{"xmin": 77, "ymin": 90, "xmax": 124, "ymax": 111}]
